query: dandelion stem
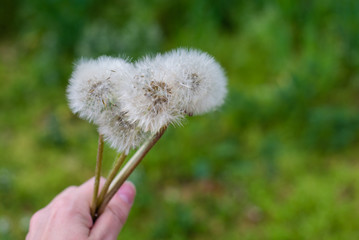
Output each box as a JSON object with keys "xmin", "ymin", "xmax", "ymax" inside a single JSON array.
[
  {"xmin": 96, "ymin": 126, "xmax": 167, "ymax": 216},
  {"xmin": 96, "ymin": 153, "xmax": 127, "ymax": 209},
  {"xmin": 91, "ymin": 134, "xmax": 104, "ymax": 221}
]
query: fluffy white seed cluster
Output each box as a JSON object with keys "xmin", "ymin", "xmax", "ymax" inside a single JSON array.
[
  {"xmin": 119, "ymin": 55, "xmax": 185, "ymax": 133},
  {"xmin": 161, "ymin": 49, "xmax": 227, "ymax": 115},
  {"xmin": 67, "ymin": 48, "xmax": 227, "ymax": 152},
  {"xmin": 67, "ymin": 56, "xmax": 132, "ymax": 123},
  {"xmin": 97, "ymin": 108, "xmax": 148, "ymax": 154}
]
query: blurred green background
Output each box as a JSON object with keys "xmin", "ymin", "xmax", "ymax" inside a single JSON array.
[{"xmin": 1, "ymin": 0, "xmax": 359, "ymax": 239}]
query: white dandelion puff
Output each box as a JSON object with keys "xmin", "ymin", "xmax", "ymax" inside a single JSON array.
[
  {"xmin": 98, "ymin": 107, "xmax": 147, "ymax": 154},
  {"xmin": 65, "ymin": 49, "xmax": 228, "ymax": 218},
  {"xmin": 120, "ymin": 56, "xmax": 184, "ymax": 133},
  {"xmin": 67, "ymin": 56, "xmax": 134, "ymax": 123},
  {"xmin": 160, "ymin": 48, "xmax": 227, "ymax": 115}
]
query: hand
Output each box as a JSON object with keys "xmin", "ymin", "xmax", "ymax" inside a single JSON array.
[{"xmin": 26, "ymin": 178, "xmax": 136, "ymax": 240}]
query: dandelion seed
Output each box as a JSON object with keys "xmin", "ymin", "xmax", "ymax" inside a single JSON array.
[
  {"xmin": 67, "ymin": 56, "xmax": 133, "ymax": 123},
  {"xmin": 120, "ymin": 56, "xmax": 184, "ymax": 133},
  {"xmin": 98, "ymin": 107, "xmax": 147, "ymax": 154},
  {"xmin": 161, "ymin": 48, "xmax": 227, "ymax": 115}
]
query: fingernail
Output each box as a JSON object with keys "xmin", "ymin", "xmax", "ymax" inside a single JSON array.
[{"xmin": 117, "ymin": 182, "xmax": 136, "ymax": 205}]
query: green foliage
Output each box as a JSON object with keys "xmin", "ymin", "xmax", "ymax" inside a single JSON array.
[{"xmin": 1, "ymin": 0, "xmax": 359, "ymax": 239}]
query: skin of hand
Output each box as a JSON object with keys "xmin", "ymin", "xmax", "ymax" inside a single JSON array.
[{"xmin": 26, "ymin": 177, "xmax": 136, "ymax": 240}]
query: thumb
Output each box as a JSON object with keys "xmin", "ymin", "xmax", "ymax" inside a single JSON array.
[{"xmin": 89, "ymin": 181, "xmax": 136, "ymax": 240}]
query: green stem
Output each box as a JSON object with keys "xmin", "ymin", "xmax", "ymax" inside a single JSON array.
[
  {"xmin": 96, "ymin": 127, "xmax": 167, "ymax": 216},
  {"xmin": 96, "ymin": 153, "xmax": 127, "ymax": 210},
  {"xmin": 91, "ymin": 134, "xmax": 104, "ymax": 221}
]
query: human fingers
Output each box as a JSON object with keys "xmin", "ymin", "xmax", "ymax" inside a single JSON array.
[
  {"xmin": 89, "ymin": 181, "xmax": 136, "ymax": 240},
  {"xmin": 26, "ymin": 177, "xmax": 106, "ymax": 240}
]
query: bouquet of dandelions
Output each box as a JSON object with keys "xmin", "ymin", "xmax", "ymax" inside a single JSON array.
[{"xmin": 67, "ymin": 48, "xmax": 227, "ymax": 221}]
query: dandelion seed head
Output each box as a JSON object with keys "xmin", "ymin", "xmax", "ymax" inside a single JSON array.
[
  {"xmin": 67, "ymin": 56, "xmax": 133, "ymax": 123},
  {"xmin": 98, "ymin": 107, "xmax": 147, "ymax": 154},
  {"xmin": 161, "ymin": 48, "xmax": 227, "ymax": 115},
  {"xmin": 120, "ymin": 56, "xmax": 184, "ymax": 133}
]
